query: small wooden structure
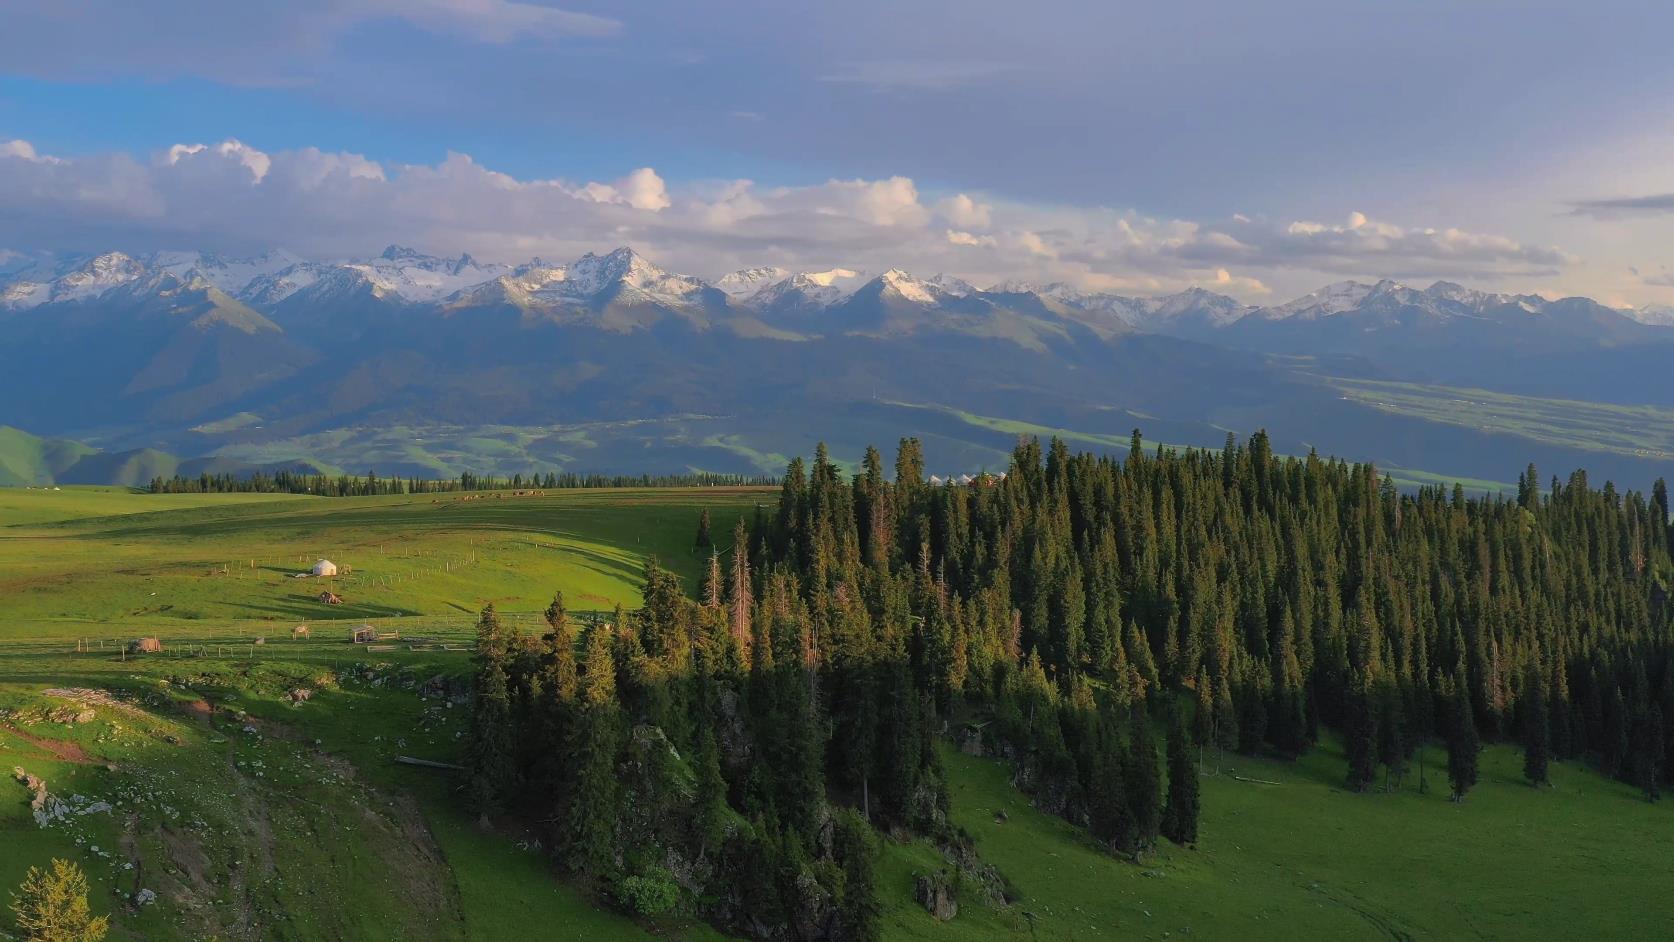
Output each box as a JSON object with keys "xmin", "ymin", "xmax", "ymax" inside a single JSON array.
[
  {"xmin": 349, "ymin": 624, "xmax": 400, "ymax": 644},
  {"xmin": 128, "ymin": 637, "xmax": 163, "ymax": 655},
  {"xmin": 318, "ymin": 591, "xmax": 344, "ymax": 605},
  {"xmin": 291, "ymin": 625, "xmax": 311, "ymax": 639}
]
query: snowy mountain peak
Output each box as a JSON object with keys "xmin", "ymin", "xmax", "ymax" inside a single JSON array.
[
  {"xmin": 716, "ymin": 266, "xmax": 789, "ymax": 299},
  {"xmin": 1268, "ymin": 280, "xmax": 1378, "ymax": 319},
  {"xmin": 877, "ymin": 269, "xmax": 938, "ymax": 304},
  {"xmin": 926, "ymin": 274, "xmax": 975, "ymax": 297},
  {"xmin": 1622, "ymin": 304, "xmax": 1674, "ymax": 327}
]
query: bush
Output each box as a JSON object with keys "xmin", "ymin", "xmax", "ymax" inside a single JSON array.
[{"xmin": 616, "ymin": 869, "xmax": 682, "ymax": 917}]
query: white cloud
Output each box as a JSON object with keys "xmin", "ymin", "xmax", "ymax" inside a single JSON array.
[
  {"xmin": 946, "ymin": 229, "xmax": 996, "ymax": 247},
  {"xmin": 936, "ymin": 193, "xmax": 993, "ymax": 229},
  {"xmin": 0, "ymin": 138, "xmax": 1580, "ymax": 300},
  {"xmin": 575, "ymin": 167, "xmax": 671, "ymax": 211},
  {"xmin": 165, "ymin": 140, "xmax": 273, "ymax": 182}
]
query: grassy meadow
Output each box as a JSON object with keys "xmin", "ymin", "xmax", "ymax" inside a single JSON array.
[{"xmin": 3, "ymin": 486, "xmax": 1672, "ymax": 940}]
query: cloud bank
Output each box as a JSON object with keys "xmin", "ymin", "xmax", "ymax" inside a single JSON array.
[{"xmin": 0, "ymin": 138, "xmax": 1576, "ymax": 298}]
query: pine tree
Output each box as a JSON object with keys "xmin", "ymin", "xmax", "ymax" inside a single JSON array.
[
  {"xmin": 729, "ymin": 517, "xmax": 754, "ymax": 667},
  {"xmin": 467, "ymin": 604, "xmax": 516, "ymax": 820},
  {"xmin": 695, "ymin": 508, "xmax": 713, "ymax": 548},
  {"xmin": 831, "ymin": 809, "xmax": 882, "ymax": 942},
  {"xmin": 1161, "ymin": 704, "xmax": 1200, "ymax": 846},
  {"xmin": 1522, "ymin": 666, "xmax": 1551, "ymax": 787},
  {"xmin": 1125, "ymin": 703, "xmax": 1162, "ymax": 853},
  {"xmin": 566, "ymin": 621, "xmax": 622, "ymax": 877},
  {"xmin": 1344, "ymin": 670, "xmax": 1379, "ymax": 792},
  {"xmin": 9, "ymin": 859, "xmax": 108, "ymax": 942},
  {"xmin": 1635, "ymin": 704, "xmax": 1664, "ymax": 802},
  {"xmin": 1446, "ymin": 674, "xmax": 1479, "ymax": 802}
]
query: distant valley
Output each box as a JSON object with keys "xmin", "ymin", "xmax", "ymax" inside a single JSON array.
[{"xmin": 3, "ymin": 245, "xmax": 1673, "ymax": 489}]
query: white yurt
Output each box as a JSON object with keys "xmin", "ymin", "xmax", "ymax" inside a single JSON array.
[{"xmin": 311, "ymin": 559, "xmax": 338, "ymax": 577}]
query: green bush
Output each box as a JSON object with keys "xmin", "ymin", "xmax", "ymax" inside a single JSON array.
[{"xmin": 615, "ymin": 870, "xmax": 682, "ymax": 917}]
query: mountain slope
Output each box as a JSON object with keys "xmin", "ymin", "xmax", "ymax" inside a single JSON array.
[{"xmin": 2, "ymin": 245, "xmax": 1671, "ymax": 488}]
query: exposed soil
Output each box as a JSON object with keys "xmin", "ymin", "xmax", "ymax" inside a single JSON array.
[{"xmin": 2, "ymin": 722, "xmax": 97, "ymax": 764}]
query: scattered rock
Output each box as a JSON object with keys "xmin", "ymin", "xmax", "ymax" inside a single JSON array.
[
  {"xmin": 993, "ymin": 810, "xmax": 1009, "ymax": 823},
  {"xmin": 914, "ymin": 870, "xmax": 959, "ymax": 921},
  {"xmin": 135, "ymin": 888, "xmax": 157, "ymax": 905}
]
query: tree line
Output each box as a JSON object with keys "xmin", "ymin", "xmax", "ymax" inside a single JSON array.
[
  {"xmin": 145, "ymin": 468, "xmax": 775, "ymax": 496},
  {"xmin": 465, "ymin": 431, "xmax": 1674, "ymax": 940}
]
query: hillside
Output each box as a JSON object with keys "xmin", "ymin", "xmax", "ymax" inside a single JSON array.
[{"xmin": 4, "ymin": 486, "xmax": 1673, "ymax": 940}]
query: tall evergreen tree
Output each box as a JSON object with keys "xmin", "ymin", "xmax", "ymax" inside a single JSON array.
[
  {"xmin": 1445, "ymin": 673, "xmax": 1479, "ymax": 802},
  {"xmin": 566, "ymin": 620, "xmax": 623, "ymax": 876},
  {"xmin": 1522, "ymin": 665, "xmax": 1551, "ymax": 787},
  {"xmin": 1161, "ymin": 704, "xmax": 1200, "ymax": 845},
  {"xmin": 467, "ymin": 604, "xmax": 516, "ymax": 820}
]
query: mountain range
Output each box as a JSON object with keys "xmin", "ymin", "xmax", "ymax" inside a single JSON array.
[{"xmin": 2, "ymin": 245, "xmax": 1672, "ymax": 488}]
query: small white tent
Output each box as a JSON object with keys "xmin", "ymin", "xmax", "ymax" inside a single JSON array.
[{"xmin": 311, "ymin": 559, "xmax": 338, "ymax": 577}]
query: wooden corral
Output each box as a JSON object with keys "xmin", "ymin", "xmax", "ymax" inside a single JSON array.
[
  {"xmin": 291, "ymin": 625, "xmax": 311, "ymax": 639},
  {"xmin": 128, "ymin": 637, "xmax": 163, "ymax": 654},
  {"xmin": 318, "ymin": 591, "xmax": 344, "ymax": 605}
]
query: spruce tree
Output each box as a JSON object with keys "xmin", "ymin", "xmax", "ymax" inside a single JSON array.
[
  {"xmin": 1125, "ymin": 703, "xmax": 1162, "ymax": 853},
  {"xmin": 467, "ymin": 604, "xmax": 516, "ymax": 820},
  {"xmin": 1161, "ymin": 704, "xmax": 1200, "ymax": 846},
  {"xmin": 9, "ymin": 858, "xmax": 108, "ymax": 942},
  {"xmin": 695, "ymin": 508, "xmax": 713, "ymax": 548},
  {"xmin": 831, "ymin": 809, "xmax": 882, "ymax": 942},
  {"xmin": 1344, "ymin": 671, "xmax": 1379, "ymax": 792},
  {"xmin": 566, "ymin": 621, "xmax": 623, "ymax": 877},
  {"xmin": 1522, "ymin": 666, "xmax": 1551, "ymax": 787},
  {"xmin": 1446, "ymin": 675, "xmax": 1479, "ymax": 802},
  {"xmin": 1635, "ymin": 704, "xmax": 1664, "ymax": 802}
]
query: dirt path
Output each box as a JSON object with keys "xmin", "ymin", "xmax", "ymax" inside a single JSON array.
[{"xmin": 2, "ymin": 722, "xmax": 97, "ymax": 764}]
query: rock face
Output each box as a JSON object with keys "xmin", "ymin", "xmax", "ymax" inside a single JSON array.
[{"xmin": 914, "ymin": 870, "xmax": 959, "ymax": 921}]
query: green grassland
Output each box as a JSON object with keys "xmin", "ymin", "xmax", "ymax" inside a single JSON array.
[
  {"xmin": 0, "ymin": 486, "xmax": 768, "ymax": 638},
  {"xmin": 1330, "ymin": 378, "xmax": 1674, "ymax": 463},
  {"xmin": 5, "ymin": 487, "xmax": 1673, "ymax": 940}
]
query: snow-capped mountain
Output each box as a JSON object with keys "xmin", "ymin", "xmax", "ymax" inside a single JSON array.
[
  {"xmin": 735, "ymin": 268, "xmax": 871, "ymax": 316},
  {"xmin": 3, "ymin": 243, "xmax": 1670, "ymax": 353},
  {"xmin": 455, "ymin": 247, "xmax": 714, "ymax": 312},
  {"xmin": 1263, "ymin": 280, "xmax": 1381, "ymax": 320},
  {"xmin": 149, "ymin": 249, "xmax": 304, "ymax": 295},
  {"xmin": 1, "ymin": 252, "xmax": 148, "ymax": 310},
  {"xmin": 715, "ymin": 267, "xmax": 789, "ymax": 299},
  {"xmin": 1622, "ymin": 304, "xmax": 1674, "ymax": 328}
]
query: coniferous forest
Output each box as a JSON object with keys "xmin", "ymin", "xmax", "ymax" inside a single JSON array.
[{"xmin": 465, "ymin": 431, "xmax": 1674, "ymax": 940}]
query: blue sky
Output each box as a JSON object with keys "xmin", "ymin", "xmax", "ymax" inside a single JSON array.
[{"xmin": 4, "ymin": 0, "xmax": 1674, "ymax": 304}]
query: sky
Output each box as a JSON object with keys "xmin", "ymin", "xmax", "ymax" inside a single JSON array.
[{"xmin": 3, "ymin": 0, "xmax": 1674, "ymax": 306}]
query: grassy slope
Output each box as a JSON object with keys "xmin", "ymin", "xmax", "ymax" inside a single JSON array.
[
  {"xmin": 0, "ymin": 426, "xmax": 98, "ymax": 487},
  {"xmin": 917, "ymin": 738, "xmax": 1674, "ymax": 940},
  {"xmin": 7, "ymin": 489, "xmax": 1674, "ymax": 940},
  {"xmin": 0, "ymin": 486, "xmax": 767, "ymax": 637},
  {"xmin": 1330, "ymin": 377, "xmax": 1674, "ymax": 463},
  {"xmin": 1, "ymin": 487, "xmax": 762, "ymax": 940}
]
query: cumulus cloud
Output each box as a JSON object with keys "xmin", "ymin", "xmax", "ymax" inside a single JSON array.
[
  {"xmin": 945, "ymin": 230, "xmax": 996, "ymax": 247},
  {"xmin": 936, "ymin": 194, "xmax": 993, "ymax": 229},
  {"xmin": 0, "ymin": 138, "xmax": 1579, "ymax": 299}
]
